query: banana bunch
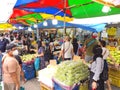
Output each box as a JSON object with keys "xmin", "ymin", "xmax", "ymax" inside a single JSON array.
[
  {"xmin": 21, "ymin": 54, "xmax": 35, "ymax": 62},
  {"xmin": 107, "ymin": 46, "xmax": 116, "ymax": 51},
  {"xmin": 107, "ymin": 27, "xmax": 117, "ymax": 36}
]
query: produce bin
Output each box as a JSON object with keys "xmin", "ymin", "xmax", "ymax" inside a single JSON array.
[
  {"xmin": 40, "ymin": 82, "xmax": 54, "ymax": 90},
  {"xmin": 109, "ymin": 75, "xmax": 120, "ymax": 87},
  {"xmin": 53, "ymin": 78, "xmax": 80, "ymax": 90},
  {"xmin": 22, "ymin": 63, "xmax": 34, "ymax": 71},
  {"xmin": 109, "ymin": 67, "xmax": 120, "ymax": 78},
  {"xmin": 22, "ymin": 63, "xmax": 36, "ymax": 80},
  {"xmin": 24, "ymin": 69, "xmax": 35, "ymax": 80}
]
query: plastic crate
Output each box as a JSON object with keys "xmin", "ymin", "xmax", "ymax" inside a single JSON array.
[
  {"xmin": 109, "ymin": 75, "xmax": 120, "ymax": 87},
  {"xmin": 22, "ymin": 63, "xmax": 35, "ymax": 72},
  {"xmin": 53, "ymin": 79, "xmax": 79, "ymax": 90},
  {"xmin": 40, "ymin": 82, "xmax": 53, "ymax": 90},
  {"xmin": 24, "ymin": 69, "xmax": 35, "ymax": 80},
  {"xmin": 109, "ymin": 67, "xmax": 120, "ymax": 78}
]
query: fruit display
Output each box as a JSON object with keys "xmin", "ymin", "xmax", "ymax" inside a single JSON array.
[
  {"xmin": 107, "ymin": 50, "xmax": 120, "ymax": 65},
  {"xmin": 54, "ymin": 60, "xmax": 89, "ymax": 86},
  {"xmin": 106, "ymin": 27, "xmax": 117, "ymax": 36},
  {"xmin": 107, "ymin": 46, "xmax": 116, "ymax": 51},
  {"xmin": 21, "ymin": 54, "xmax": 35, "ymax": 63}
]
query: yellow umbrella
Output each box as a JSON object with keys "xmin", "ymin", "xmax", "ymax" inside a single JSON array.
[
  {"xmin": 0, "ymin": 23, "xmax": 16, "ymax": 31},
  {"xmin": 40, "ymin": 13, "xmax": 73, "ymax": 22}
]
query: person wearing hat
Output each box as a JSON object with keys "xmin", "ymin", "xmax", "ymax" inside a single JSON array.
[
  {"xmin": 83, "ymin": 32, "xmax": 99, "ymax": 62},
  {"xmin": 2, "ymin": 44, "xmax": 21, "ymax": 90}
]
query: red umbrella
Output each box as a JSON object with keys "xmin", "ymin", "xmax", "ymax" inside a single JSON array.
[
  {"xmin": 19, "ymin": 0, "xmax": 72, "ymax": 16},
  {"xmin": 10, "ymin": 8, "xmax": 33, "ymax": 19},
  {"xmin": 18, "ymin": 0, "xmax": 120, "ymax": 18}
]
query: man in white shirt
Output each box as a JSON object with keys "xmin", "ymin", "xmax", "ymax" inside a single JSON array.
[{"xmin": 58, "ymin": 36, "xmax": 74, "ymax": 60}]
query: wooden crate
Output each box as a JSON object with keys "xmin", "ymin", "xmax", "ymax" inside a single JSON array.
[{"xmin": 40, "ymin": 82, "xmax": 53, "ymax": 90}]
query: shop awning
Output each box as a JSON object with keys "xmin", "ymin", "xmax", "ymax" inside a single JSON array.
[{"xmin": 32, "ymin": 20, "xmax": 106, "ymax": 32}]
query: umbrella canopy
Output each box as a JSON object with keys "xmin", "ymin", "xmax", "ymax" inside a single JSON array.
[
  {"xmin": 10, "ymin": 8, "xmax": 33, "ymax": 19},
  {"xmin": 10, "ymin": 12, "xmax": 73, "ymax": 25},
  {"xmin": 68, "ymin": 0, "xmax": 120, "ymax": 18},
  {"xmin": 0, "ymin": 23, "xmax": 16, "ymax": 30},
  {"xmin": 22, "ymin": 7, "xmax": 70, "ymax": 17},
  {"xmin": 18, "ymin": 0, "xmax": 120, "ymax": 19},
  {"xmin": 15, "ymin": 0, "xmax": 38, "ymax": 7},
  {"xmin": 19, "ymin": 0, "xmax": 71, "ymax": 15}
]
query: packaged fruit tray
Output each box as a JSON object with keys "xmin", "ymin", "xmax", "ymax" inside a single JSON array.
[{"xmin": 109, "ymin": 75, "xmax": 120, "ymax": 87}]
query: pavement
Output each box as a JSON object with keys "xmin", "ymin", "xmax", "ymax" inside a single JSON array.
[{"xmin": 22, "ymin": 78, "xmax": 120, "ymax": 90}]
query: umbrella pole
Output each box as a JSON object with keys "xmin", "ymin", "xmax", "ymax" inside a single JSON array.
[
  {"xmin": 63, "ymin": 0, "xmax": 67, "ymax": 36},
  {"xmin": 62, "ymin": 0, "xmax": 67, "ymax": 61},
  {"xmin": 36, "ymin": 20, "xmax": 39, "ymax": 40}
]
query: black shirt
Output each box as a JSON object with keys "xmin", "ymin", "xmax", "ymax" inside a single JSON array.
[
  {"xmin": 0, "ymin": 39, "xmax": 8, "ymax": 52},
  {"xmin": 14, "ymin": 55, "xmax": 22, "ymax": 65}
]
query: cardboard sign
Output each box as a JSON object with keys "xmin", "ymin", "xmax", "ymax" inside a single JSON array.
[
  {"xmin": 50, "ymin": 59, "xmax": 57, "ymax": 65},
  {"xmin": 73, "ymin": 55, "xmax": 81, "ymax": 61}
]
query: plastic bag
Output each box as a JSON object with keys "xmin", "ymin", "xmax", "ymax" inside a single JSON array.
[{"xmin": 34, "ymin": 57, "xmax": 40, "ymax": 71}]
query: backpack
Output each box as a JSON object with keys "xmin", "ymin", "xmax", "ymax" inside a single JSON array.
[
  {"xmin": 44, "ymin": 47, "xmax": 52, "ymax": 61},
  {"xmin": 0, "ymin": 54, "xmax": 3, "ymax": 81},
  {"xmin": 100, "ymin": 60, "xmax": 108, "ymax": 81}
]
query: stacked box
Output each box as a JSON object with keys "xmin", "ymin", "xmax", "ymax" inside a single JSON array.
[{"xmin": 40, "ymin": 82, "xmax": 53, "ymax": 90}]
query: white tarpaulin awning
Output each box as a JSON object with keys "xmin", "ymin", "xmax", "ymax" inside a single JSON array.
[{"xmin": 70, "ymin": 14, "xmax": 120, "ymax": 24}]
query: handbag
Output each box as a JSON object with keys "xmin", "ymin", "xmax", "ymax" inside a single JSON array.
[
  {"xmin": 100, "ymin": 60, "xmax": 108, "ymax": 81},
  {"xmin": 34, "ymin": 57, "xmax": 41, "ymax": 71}
]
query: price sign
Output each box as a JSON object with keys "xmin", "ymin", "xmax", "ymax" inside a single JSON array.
[{"xmin": 50, "ymin": 60, "xmax": 57, "ymax": 65}]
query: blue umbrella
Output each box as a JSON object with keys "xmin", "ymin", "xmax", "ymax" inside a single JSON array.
[
  {"xmin": 15, "ymin": 0, "xmax": 38, "ymax": 7},
  {"xmin": 21, "ymin": 7, "xmax": 71, "ymax": 17}
]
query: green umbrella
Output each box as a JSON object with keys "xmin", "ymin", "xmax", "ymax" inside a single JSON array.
[
  {"xmin": 68, "ymin": 0, "xmax": 120, "ymax": 18},
  {"xmin": 16, "ymin": 13, "xmax": 43, "ymax": 24}
]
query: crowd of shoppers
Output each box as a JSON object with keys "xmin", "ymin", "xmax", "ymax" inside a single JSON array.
[{"xmin": 0, "ymin": 31, "xmax": 117, "ymax": 90}]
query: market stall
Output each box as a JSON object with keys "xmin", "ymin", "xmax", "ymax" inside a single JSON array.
[{"xmin": 37, "ymin": 59, "xmax": 89, "ymax": 90}]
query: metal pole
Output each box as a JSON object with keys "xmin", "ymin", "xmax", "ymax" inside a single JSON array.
[
  {"xmin": 36, "ymin": 20, "xmax": 39, "ymax": 40},
  {"xmin": 63, "ymin": 0, "xmax": 66, "ymax": 36}
]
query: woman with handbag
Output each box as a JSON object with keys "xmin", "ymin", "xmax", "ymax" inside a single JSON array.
[
  {"xmin": 36, "ymin": 41, "xmax": 46, "ymax": 69},
  {"xmin": 82, "ymin": 45, "xmax": 104, "ymax": 90},
  {"xmin": 99, "ymin": 40, "xmax": 116, "ymax": 90},
  {"xmin": 58, "ymin": 36, "xmax": 74, "ymax": 61}
]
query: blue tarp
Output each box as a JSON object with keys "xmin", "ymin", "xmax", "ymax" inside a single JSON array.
[
  {"xmin": 15, "ymin": 0, "xmax": 38, "ymax": 7},
  {"xmin": 21, "ymin": 8, "xmax": 70, "ymax": 17},
  {"xmin": 84, "ymin": 24, "xmax": 106, "ymax": 32},
  {"xmin": 32, "ymin": 20, "xmax": 101, "ymax": 32}
]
